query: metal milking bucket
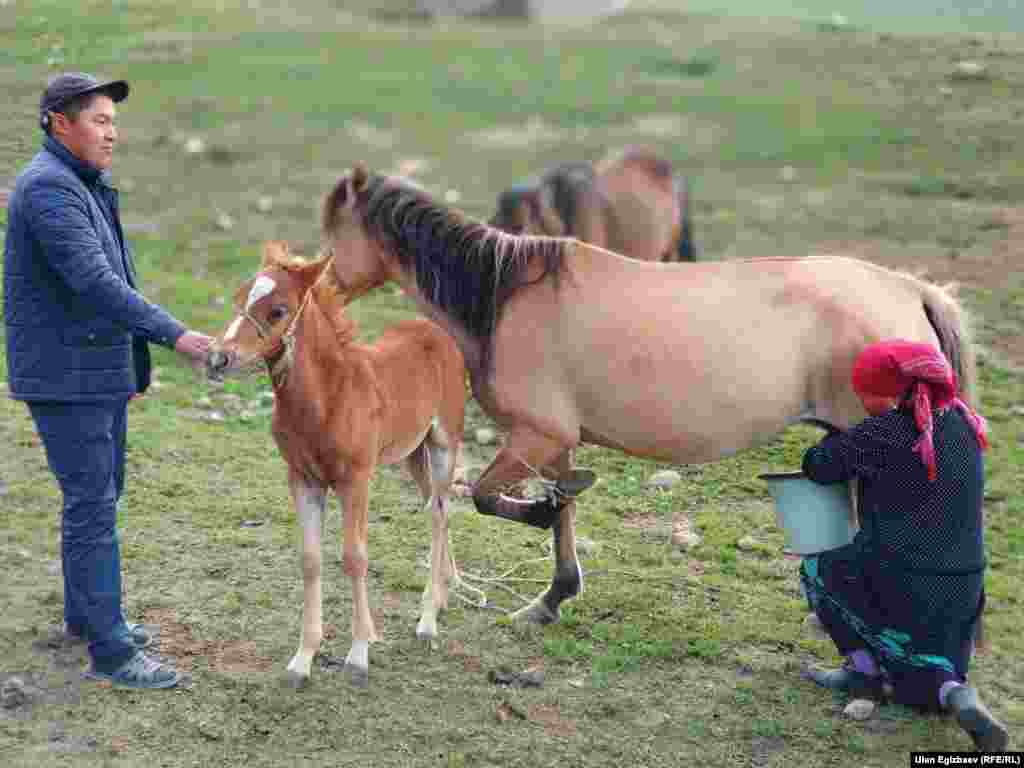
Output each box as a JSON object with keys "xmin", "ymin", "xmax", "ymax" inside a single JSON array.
[{"xmin": 759, "ymin": 471, "xmax": 858, "ymax": 555}]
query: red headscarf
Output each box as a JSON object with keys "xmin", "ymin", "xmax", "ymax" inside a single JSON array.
[{"xmin": 852, "ymin": 340, "xmax": 989, "ymax": 481}]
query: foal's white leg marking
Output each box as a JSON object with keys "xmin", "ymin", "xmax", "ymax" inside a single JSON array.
[
  {"xmin": 416, "ymin": 442, "xmax": 444, "ymax": 641},
  {"xmin": 344, "ymin": 639, "xmax": 369, "ymax": 676},
  {"xmin": 224, "ymin": 316, "xmax": 243, "ymax": 341},
  {"xmin": 285, "ymin": 481, "xmax": 326, "ymax": 685},
  {"xmin": 246, "ymin": 275, "xmax": 276, "ymax": 309},
  {"xmin": 416, "ymin": 493, "xmax": 443, "ymax": 642}
]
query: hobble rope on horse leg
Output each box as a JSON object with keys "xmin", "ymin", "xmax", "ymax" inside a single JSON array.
[
  {"xmin": 447, "ymin": 556, "xmax": 552, "ymax": 608},
  {"xmin": 447, "ymin": 574, "xmax": 490, "ymax": 609},
  {"xmin": 449, "ymin": 555, "xmax": 556, "ymax": 608}
]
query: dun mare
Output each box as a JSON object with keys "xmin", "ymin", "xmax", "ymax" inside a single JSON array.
[
  {"xmin": 490, "ymin": 145, "xmax": 696, "ymax": 262},
  {"xmin": 206, "ymin": 241, "xmax": 470, "ymax": 687},
  {"xmin": 321, "ymin": 166, "xmax": 978, "ymax": 628}
]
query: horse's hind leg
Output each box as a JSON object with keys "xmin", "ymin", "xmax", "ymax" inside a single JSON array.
[
  {"xmin": 285, "ymin": 472, "xmax": 327, "ymax": 687},
  {"xmin": 470, "ymin": 428, "xmax": 593, "ymax": 625},
  {"xmin": 425, "ymin": 429, "xmax": 487, "ymax": 612},
  {"xmin": 511, "ymin": 449, "xmax": 585, "ymax": 625},
  {"xmin": 406, "ymin": 442, "xmax": 446, "ymax": 642}
]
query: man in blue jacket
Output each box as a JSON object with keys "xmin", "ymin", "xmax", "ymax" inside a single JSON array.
[{"xmin": 3, "ymin": 73, "xmax": 213, "ymax": 689}]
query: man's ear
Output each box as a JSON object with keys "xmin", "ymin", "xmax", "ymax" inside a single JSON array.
[{"xmin": 47, "ymin": 111, "xmax": 71, "ymax": 137}]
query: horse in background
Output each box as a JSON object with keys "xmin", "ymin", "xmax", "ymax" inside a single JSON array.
[
  {"xmin": 489, "ymin": 145, "xmax": 696, "ymax": 262},
  {"xmin": 206, "ymin": 241, "xmax": 474, "ymax": 687},
  {"xmin": 321, "ymin": 165, "xmax": 978, "ymax": 629}
]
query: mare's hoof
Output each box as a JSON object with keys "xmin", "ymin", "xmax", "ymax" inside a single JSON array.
[
  {"xmin": 510, "ymin": 597, "xmax": 559, "ymax": 626},
  {"xmin": 556, "ymin": 469, "xmax": 597, "ymax": 499},
  {"xmin": 345, "ymin": 664, "xmax": 369, "ymax": 689},
  {"xmin": 284, "ymin": 669, "xmax": 310, "ymax": 690}
]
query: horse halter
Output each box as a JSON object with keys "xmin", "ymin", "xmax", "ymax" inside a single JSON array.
[{"xmin": 239, "ymin": 260, "xmax": 333, "ymax": 388}]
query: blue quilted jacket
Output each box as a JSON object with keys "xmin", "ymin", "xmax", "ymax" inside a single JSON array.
[{"xmin": 4, "ymin": 137, "xmax": 185, "ymax": 401}]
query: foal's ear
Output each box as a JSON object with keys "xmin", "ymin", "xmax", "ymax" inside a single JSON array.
[
  {"xmin": 262, "ymin": 240, "xmax": 290, "ymax": 268},
  {"xmin": 345, "ymin": 163, "xmax": 369, "ymax": 207}
]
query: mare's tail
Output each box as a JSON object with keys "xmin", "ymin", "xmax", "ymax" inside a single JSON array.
[
  {"xmin": 921, "ymin": 280, "xmax": 987, "ymax": 651},
  {"xmin": 920, "ymin": 282, "xmax": 978, "ymax": 407}
]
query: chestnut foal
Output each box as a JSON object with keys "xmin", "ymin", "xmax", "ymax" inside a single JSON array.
[{"xmin": 207, "ymin": 241, "xmax": 473, "ymax": 687}]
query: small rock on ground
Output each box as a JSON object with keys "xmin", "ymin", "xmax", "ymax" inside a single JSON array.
[
  {"xmin": 951, "ymin": 60, "xmax": 989, "ymax": 80},
  {"xmin": 633, "ymin": 710, "xmax": 670, "ymax": 728},
  {"xmin": 802, "ymin": 612, "xmax": 829, "ymax": 640},
  {"xmin": 575, "ymin": 536, "xmax": 599, "ymax": 557},
  {"xmin": 1, "ymin": 676, "xmax": 31, "ymax": 709},
  {"xmin": 671, "ymin": 512, "xmax": 701, "ymax": 548},
  {"xmin": 843, "ymin": 698, "xmax": 875, "ymax": 720},
  {"xmin": 488, "ymin": 668, "xmax": 544, "ymax": 688},
  {"xmin": 674, "ymin": 532, "xmax": 702, "ymax": 549},
  {"xmin": 646, "ymin": 469, "xmax": 681, "ymax": 489}
]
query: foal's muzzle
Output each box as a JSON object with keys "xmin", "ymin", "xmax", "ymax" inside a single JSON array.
[{"xmin": 206, "ymin": 348, "xmax": 231, "ymax": 379}]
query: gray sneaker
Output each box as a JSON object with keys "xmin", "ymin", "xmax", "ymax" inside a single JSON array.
[
  {"xmin": 64, "ymin": 622, "xmax": 153, "ymax": 649},
  {"xmin": 946, "ymin": 685, "xmax": 1010, "ymax": 752},
  {"xmin": 84, "ymin": 651, "xmax": 181, "ymax": 689}
]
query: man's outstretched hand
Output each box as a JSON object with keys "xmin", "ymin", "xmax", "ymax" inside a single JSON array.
[{"xmin": 175, "ymin": 331, "xmax": 214, "ymax": 365}]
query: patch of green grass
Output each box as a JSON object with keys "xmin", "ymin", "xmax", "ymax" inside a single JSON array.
[
  {"xmin": 718, "ymin": 545, "xmax": 739, "ymax": 576},
  {"xmin": 543, "ymin": 635, "xmax": 595, "ymax": 661},
  {"xmin": 845, "ymin": 732, "xmax": 869, "ymax": 754},
  {"xmin": 685, "ymin": 637, "xmax": 724, "ymax": 660},
  {"xmin": 752, "ymin": 718, "xmax": 787, "ymax": 738},
  {"xmin": 813, "ymin": 718, "xmax": 836, "ymax": 739}
]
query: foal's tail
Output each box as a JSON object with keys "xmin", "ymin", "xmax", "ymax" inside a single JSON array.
[{"xmin": 920, "ymin": 282, "xmax": 978, "ymax": 407}]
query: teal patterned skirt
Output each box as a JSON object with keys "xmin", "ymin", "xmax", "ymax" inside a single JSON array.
[{"xmin": 800, "ymin": 548, "xmax": 983, "ymax": 710}]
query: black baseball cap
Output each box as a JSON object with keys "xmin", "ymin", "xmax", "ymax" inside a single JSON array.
[{"xmin": 39, "ymin": 72, "xmax": 129, "ymax": 128}]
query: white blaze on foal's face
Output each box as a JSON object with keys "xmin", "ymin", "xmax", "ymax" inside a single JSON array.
[
  {"xmin": 247, "ymin": 275, "xmax": 277, "ymax": 310},
  {"xmin": 224, "ymin": 274, "xmax": 277, "ymax": 343}
]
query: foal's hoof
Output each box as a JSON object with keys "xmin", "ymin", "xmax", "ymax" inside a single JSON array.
[
  {"xmin": 510, "ymin": 597, "xmax": 559, "ymax": 626},
  {"xmin": 345, "ymin": 664, "xmax": 369, "ymax": 689},
  {"xmin": 415, "ymin": 630, "xmax": 439, "ymax": 650},
  {"xmin": 556, "ymin": 469, "xmax": 597, "ymax": 500},
  {"xmin": 285, "ymin": 669, "xmax": 310, "ymax": 690}
]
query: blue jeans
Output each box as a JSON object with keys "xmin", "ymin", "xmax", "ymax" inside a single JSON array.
[{"xmin": 28, "ymin": 399, "xmax": 136, "ymax": 672}]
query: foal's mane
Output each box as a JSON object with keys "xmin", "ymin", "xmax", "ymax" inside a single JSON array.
[{"xmin": 322, "ymin": 168, "xmax": 569, "ymax": 368}]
